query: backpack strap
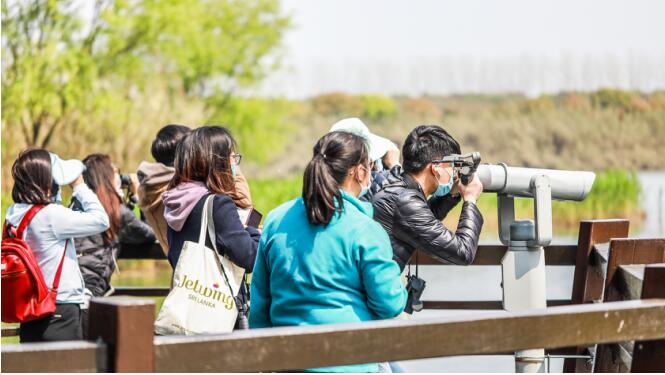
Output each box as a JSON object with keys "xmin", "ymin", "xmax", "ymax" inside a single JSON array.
[
  {"xmin": 16, "ymin": 204, "xmax": 46, "ymax": 239},
  {"xmin": 51, "ymin": 239, "xmax": 68, "ymax": 291}
]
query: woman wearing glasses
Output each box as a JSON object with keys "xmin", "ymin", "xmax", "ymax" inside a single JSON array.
[{"xmin": 162, "ymin": 126, "xmax": 260, "ymax": 271}]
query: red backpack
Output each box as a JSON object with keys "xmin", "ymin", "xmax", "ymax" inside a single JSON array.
[{"xmin": 1, "ymin": 205, "xmax": 67, "ymax": 323}]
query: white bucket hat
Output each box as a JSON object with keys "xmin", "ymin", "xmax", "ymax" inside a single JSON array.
[
  {"xmin": 49, "ymin": 152, "xmax": 86, "ymax": 185},
  {"xmin": 329, "ymin": 118, "xmax": 396, "ymax": 161}
]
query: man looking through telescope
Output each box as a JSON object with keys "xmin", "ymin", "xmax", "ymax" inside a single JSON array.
[{"xmin": 371, "ymin": 125, "xmax": 484, "ymax": 312}]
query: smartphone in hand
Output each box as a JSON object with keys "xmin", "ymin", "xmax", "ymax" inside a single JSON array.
[{"xmin": 246, "ymin": 209, "xmax": 263, "ymax": 228}]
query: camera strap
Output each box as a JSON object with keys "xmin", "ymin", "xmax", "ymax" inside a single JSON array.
[{"xmin": 407, "ymin": 251, "xmax": 420, "ymax": 278}]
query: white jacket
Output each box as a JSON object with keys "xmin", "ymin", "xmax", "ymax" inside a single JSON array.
[{"xmin": 5, "ymin": 184, "xmax": 110, "ymax": 304}]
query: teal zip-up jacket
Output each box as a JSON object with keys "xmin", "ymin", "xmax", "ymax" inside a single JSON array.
[{"xmin": 249, "ymin": 190, "xmax": 407, "ymax": 373}]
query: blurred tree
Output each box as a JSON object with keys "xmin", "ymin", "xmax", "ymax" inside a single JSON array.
[
  {"xmin": 590, "ymin": 88, "xmax": 636, "ymax": 112},
  {"xmin": 521, "ymin": 95, "xmax": 555, "ymax": 114},
  {"xmin": 360, "ymin": 95, "xmax": 397, "ymax": 121},
  {"xmin": 1, "ymin": 0, "xmax": 289, "ymax": 148},
  {"xmin": 207, "ymin": 97, "xmax": 297, "ymax": 164}
]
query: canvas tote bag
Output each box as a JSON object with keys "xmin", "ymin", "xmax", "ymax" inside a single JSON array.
[{"xmin": 155, "ymin": 195, "xmax": 245, "ymax": 335}]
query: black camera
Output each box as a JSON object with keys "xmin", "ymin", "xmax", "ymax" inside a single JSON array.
[
  {"xmin": 436, "ymin": 152, "xmax": 482, "ymax": 185},
  {"xmin": 119, "ymin": 173, "xmax": 132, "ymax": 188},
  {"xmin": 118, "ymin": 173, "xmax": 139, "ymax": 210},
  {"xmin": 405, "ymin": 274, "xmax": 426, "ymax": 314}
]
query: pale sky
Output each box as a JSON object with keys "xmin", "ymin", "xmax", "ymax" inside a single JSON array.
[{"xmin": 257, "ymin": 0, "xmax": 665, "ymax": 97}]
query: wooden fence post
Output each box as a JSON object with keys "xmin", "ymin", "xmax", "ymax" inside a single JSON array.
[
  {"xmin": 631, "ymin": 264, "xmax": 665, "ymax": 372},
  {"xmin": 594, "ymin": 239, "xmax": 665, "ymax": 373},
  {"xmin": 564, "ymin": 219, "xmax": 629, "ymax": 373},
  {"xmin": 88, "ymin": 296, "xmax": 155, "ymax": 372}
]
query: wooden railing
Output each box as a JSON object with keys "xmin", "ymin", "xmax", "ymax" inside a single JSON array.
[
  {"xmin": 2, "ymin": 219, "xmax": 665, "ymax": 372},
  {"xmin": 2, "ymin": 298, "xmax": 665, "ymax": 372}
]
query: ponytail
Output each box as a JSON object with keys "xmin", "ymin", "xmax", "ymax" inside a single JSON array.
[{"xmin": 302, "ymin": 131, "xmax": 368, "ymax": 225}]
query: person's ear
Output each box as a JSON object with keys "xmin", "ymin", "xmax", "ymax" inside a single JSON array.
[
  {"xmin": 356, "ymin": 165, "xmax": 366, "ymax": 183},
  {"xmin": 430, "ymin": 163, "xmax": 439, "ymax": 179}
]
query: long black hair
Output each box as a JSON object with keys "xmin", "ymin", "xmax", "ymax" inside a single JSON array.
[{"xmin": 302, "ymin": 131, "xmax": 369, "ymax": 225}]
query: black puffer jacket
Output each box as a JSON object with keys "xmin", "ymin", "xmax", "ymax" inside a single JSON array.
[
  {"xmin": 371, "ymin": 166, "xmax": 484, "ymax": 270},
  {"xmin": 72, "ymin": 199, "xmax": 156, "ymax": 296}
]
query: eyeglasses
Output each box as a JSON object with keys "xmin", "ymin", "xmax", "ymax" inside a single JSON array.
[{"xmin": 212, "ymin": 153, "xmax": 242, "ymax": 165}]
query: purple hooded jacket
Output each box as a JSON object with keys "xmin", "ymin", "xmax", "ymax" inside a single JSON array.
[{"xmin": 162, "ymin": 181, "xmax": 260, "ymax": 270}]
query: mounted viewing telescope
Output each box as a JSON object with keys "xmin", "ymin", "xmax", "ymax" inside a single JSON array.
[
  {"xmin": 442, "ymin": 152, "xmax": 596, "ymax": 201},
  {"xmin": 477, "ymin": 163, "xmax": 595, "ymax": 201},
  {"xmin": 450, "ymin": 152, "xmax": 596, "ymax": 373}
]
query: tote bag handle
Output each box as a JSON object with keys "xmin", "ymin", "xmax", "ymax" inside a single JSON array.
[{"xmin": 200, "ymin": 195, "xmax": 241, "ymax": 307}]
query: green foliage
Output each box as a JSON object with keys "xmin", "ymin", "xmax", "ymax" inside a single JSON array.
[
  {"xmin": 1, "ymin": 0, "xmax": 290, "ymax": 192},
  {"xmin": 1, "ymin": 0, "xmax": 289, "ymax": 186},
  {"xmin": 1, "ymin": 192, "xmax": 13, "ymax": 225},
  {"xmin": 521, "ymin": 95, "xmax": 556, "ymax": 114},
  {"xmin": 360, "ymin": 95, "xmax": 397, "ymax": 121},
  {"xmin": 248, "ymin": 175, "xmax": 303, "ymax": 218},
  {"xmin": 207, "ymin": 98, "xmax": 298, "ymax": 165},
  {"xmin": 590, "ymin": 88, "xmax": 636, "ymax": 112}
]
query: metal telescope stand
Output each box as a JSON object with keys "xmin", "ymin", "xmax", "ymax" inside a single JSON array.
[{"xmin": 499, "ymin": 175, "xmax": 552, "ymax": 373}]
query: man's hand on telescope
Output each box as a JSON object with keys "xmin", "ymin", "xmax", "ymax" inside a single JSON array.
[{"xmin": 457, "ymin": 174, "xmax": 483, "ymax": 204}]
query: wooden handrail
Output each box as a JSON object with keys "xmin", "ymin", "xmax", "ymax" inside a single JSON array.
[
  {"xmin": 5, "ymin": 299, "xmax": 664, "ymax": 373},
  {"xmin": 151, "ymin": 299, "xmax": 665, "ymax": 372},
  {"xmin": 1, "ymin": 341, "xmax": 106, "ymax": 373}
]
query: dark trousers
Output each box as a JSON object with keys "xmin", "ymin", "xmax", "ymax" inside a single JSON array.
[{"xmin": 19, "ymin": 304, "xmax": 83, "ymax": 343}]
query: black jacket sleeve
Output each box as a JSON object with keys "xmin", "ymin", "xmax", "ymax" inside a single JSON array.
[
  {"xmin": 118, "ymin": 205, "xmax": 157, "ymax": 244},
  {"xmin": 428, "ymin": 193, "xmax": 462, "ymax": 220},
  {"xmin": 393, "ymin": 191, "xmax": 483, "ymax": 265},
  {"xmin": 212, "ymin": 195, "xmax": 261, "ymax": 272}
]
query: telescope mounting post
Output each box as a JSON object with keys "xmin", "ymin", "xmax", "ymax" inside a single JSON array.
[{"xmin": 499, "ymin": 174, "xmax": 552, "ymax": 373}]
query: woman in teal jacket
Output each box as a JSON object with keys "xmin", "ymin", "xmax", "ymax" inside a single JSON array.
[{"xmin": 249, "ymin": 131, "xmax": 407, "ymax": 373}]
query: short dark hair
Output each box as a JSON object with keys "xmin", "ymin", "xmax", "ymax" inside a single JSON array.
[
  {"xmin": 11, "ymin": 148, "xmax": 53, "ymax": 205},
  {"xmin": 151, "ymin": 124, "xmax": 191, "ymax": 166},
  {"xmin": 402, "ymin": 125, "xmax": 461, "ymax": 173}
]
